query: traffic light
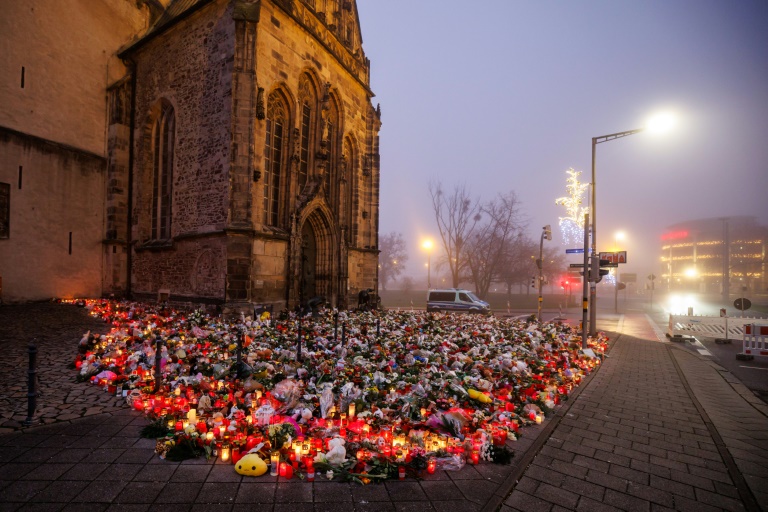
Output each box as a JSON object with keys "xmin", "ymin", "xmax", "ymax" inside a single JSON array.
[
  {"xmin": 589, "ymin": 257, "xmax": 612, "ymax": 283},
  {"xmin": 531, "ymin": 276, "xmax": 537, "ymax": 288},
  {"xmin": 543, "ymin": 225, "xmax": 552, "ymax": 241}
]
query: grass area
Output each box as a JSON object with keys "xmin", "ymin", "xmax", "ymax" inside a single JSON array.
[{"xmin": 379, "ymin": 289, "xmax": 578, "ymax": 312}]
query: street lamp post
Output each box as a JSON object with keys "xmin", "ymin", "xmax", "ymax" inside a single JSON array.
[
  {"xmin": 589, "ymin": 129, "xmax": 642, "ymax": 336},
  {"xmin": 422, "ymin": 240, "xmax": 434, "ymax": 290},
  {"xmin": 589, "ymin": 112, "xmax": 676, "ymax": 336}
]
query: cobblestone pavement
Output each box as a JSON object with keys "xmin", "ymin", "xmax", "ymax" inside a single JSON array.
[
  {"xmin": 502, "ymin": 313, "xmax": 767, "ymax": 512},
  {"xmin": 0, "ymin": 302, "xmax": 120, "ymax": 432}
]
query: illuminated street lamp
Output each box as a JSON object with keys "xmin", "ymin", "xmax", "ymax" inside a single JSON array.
[
  {"xmin": 422, "ymin": 239, "xmax": 434, "ymax": 290},
  {"xmin": 589, "ymin": 112, "xmax": 676, "ymax": 336}
]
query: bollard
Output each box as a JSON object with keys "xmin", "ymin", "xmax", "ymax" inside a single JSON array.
[
  {"xmin": 236, "ymin": 330, "xmax": 244, "ymax": 377},
  {"xmin": 23, "ymin": 343, "xmax": 38, "ymax": 427},
  {"xmin": 154, "ymin": 336, "xmax": 163, "ymax": 394},
  {"xmin": 297, "ymin": 315, "xmax": 303, "ymax": 362}
]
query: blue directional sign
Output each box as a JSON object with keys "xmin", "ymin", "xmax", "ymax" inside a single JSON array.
[{"xmin": 565, "ymin": 249, "xmax": 584, "ymax": 254}]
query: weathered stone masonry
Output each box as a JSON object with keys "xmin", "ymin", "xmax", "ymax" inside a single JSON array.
[{"xmin": 121, "ymin": 0, "xmax": 381, "ymax": 310}]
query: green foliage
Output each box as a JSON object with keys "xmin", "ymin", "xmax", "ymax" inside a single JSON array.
[
  {"xmin": 489, "ymin": 444, "xmax": 514, "ymax": 465},
  {"xmin": 164, "ymin": 436, "xmax": 204, "ymax": 462},
  {"xmin": 140, "ymin": 417, "xmax": 171, "ymax": 439}
]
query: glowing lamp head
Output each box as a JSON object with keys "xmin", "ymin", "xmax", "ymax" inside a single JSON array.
[
  {"xmin": 646, "ymin": 112, "xmax": 677, "ymax": 134},
  {"xmin": 422, "ymin": 239, "xmax": 434, "ymax": 251},
  {"xmin": 685, "ymin": 267, "xmax": 697, "ymax": 278}
]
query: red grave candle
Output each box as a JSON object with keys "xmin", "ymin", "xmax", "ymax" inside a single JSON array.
[{"xmin": 278, "ymin": 462, "xmax": 293, "ymax": 479}]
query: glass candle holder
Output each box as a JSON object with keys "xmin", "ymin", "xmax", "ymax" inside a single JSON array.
[
  {"xmin": 427, "ymin": 457, "xmax": 437, "ymax": 474},
  {"xmin": 220, "ymin": 443, "xmax": 231, "ymax": 463}
]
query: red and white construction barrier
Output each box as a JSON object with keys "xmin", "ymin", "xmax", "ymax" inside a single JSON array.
[{"xmin": 742, "ymin": 324, "xmax": 768, "ymax": 357}]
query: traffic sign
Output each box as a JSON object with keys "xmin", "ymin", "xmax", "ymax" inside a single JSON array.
[
  {"xmin": 621, "ymin": 273, "xmax": 637, "ymax": 283},
  {"xmin": 569, "ymin": 263, "xmax": 585, "ymax": 268},
  {"xmin": 566, "ymin": 249, "xmax": 584, "ymax": 254},
  {"xmin": 647, "ymin": 274, "xmax": 656, "ymax": 281},
  {"xmin": 734, "ymin": 298, "xmax": 752, "ymax": 311},
  {"xmin": 599, "ymin": 251, "xmax": 628, "ymax": 264}
]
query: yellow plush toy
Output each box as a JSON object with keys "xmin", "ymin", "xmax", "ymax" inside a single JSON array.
[
  {"xmin": 235, "ymin": 448, "xmax": 268, "ymax": 477},
  {"xmin": 467, "ymin": 388, "xmax": 492, "ymax": 403}
]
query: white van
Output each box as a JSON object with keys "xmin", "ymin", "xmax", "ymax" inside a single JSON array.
[{"xmin": 426, "ymin": 289, "xmax": 491, "ymax": 315}]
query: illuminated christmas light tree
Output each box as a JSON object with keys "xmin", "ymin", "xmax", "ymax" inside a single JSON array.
[{"xmin": 555, "ymin": 168, "xmax": 589, "ymax": 245}]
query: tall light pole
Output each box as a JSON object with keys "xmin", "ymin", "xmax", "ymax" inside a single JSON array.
[
  {"xmin": 589, "ymin": 112, "xmax": 676, "ymax": 336},
  {"xmin": 537, "ymin": 225, "xmax": 552, "ymax": 320},
  {"xmin": 422, "ymin": 239, "xmax": 434, "ymax": 290},
  {"xmin": 613, "ymin": 231, "xmax": 626, "ymax": 314},
  {"xmin": 589, "ymin": 129, "xmax": 641, "ymax": 336}
]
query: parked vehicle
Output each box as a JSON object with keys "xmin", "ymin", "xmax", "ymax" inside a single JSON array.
[{"xmin": 426, "ymin": 289, "xmax": 490, "ymax": 315}]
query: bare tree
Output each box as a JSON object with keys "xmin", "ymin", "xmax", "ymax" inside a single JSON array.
[
  {"xmin": 540, "ymin": 244, "xmax": 569, "ymax": 293},
  {"xmin": 428, "ymin": 181, "xmax": 481, "ymax": 288},
  {"xmin": 465, "ymin": 191, "xmax": 525, "ymax": 298},
  {"xmin": 378, "ymin": 232, "xmax": 409, "ymax": 291},
  {"xmin": 497, "ymin": 233, "xmax": 537, "ymax": 296}
]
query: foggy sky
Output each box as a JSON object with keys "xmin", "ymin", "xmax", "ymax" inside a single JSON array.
[{"xmin": 356, "ymin": 0, "xmax": 768, "ymax": 283}]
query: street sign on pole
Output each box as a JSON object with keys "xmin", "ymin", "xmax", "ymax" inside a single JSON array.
[
  {"xmin": 621, "ymin": 273, "xmax": 637, "ymax": 283},
  {"xmin": 570, "ymin": 263, "xmax": 585, "ymax": 268},
  {"xmin": 566, "ymin": 248, "xmax": 584, "ymax": 254}
]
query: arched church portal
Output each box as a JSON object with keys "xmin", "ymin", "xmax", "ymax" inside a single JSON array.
[{"xmin": 299, "ymin": 210, "xmax": 334, "ymax": 304}]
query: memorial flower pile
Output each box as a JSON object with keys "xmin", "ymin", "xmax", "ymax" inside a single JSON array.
[{"xmin": 69, "ymin": 299, "xmax": 607, "ymax": 481}]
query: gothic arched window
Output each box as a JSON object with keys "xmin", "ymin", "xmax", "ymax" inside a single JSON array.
[
  {"xmin": 151, "ymin": 104, "xmax": 174, "ymax": 240},
  {"xmin": 264, "ymin": 91, "xmax": 287, "ymax": 226},
  {"xmin": 298, "ymin": 75, "xmax": 317, "ymax": 191}
]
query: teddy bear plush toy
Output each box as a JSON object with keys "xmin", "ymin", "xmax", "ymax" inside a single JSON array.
[{"xmin": 235, "ymin": 446, "xmax": 268, "ymax": 477}]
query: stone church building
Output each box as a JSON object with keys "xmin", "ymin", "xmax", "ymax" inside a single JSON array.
[{"xmin": 0, "ymin": 0, "xmax": 381, "ymax": 311}]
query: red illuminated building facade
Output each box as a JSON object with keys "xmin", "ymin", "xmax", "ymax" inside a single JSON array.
[{"xmin": 660, "ymin": 216, "xmax": 767, "ymax": 295}]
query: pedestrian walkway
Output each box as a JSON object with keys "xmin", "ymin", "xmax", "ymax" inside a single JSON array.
[
  {"xmin": 0, "ymin": 303, "xmax": 118, "ymax": 432},
  {"xmin": 502, "ymin": 313, "xmax": 767, "ymax": 512}
]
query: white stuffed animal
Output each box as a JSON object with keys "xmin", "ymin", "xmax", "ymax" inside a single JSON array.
[{"xmin": 324, "ymin": 437, "xmax": 347, "ymax": 465}]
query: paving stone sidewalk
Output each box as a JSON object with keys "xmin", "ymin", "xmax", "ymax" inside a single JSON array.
[
  {"xmin": 0, "ymin": 302, "xmax": 120, "ymax": 432},
  {"xmin": 502, "ymin": 313, "xmax": 768, "ymax": 512}
]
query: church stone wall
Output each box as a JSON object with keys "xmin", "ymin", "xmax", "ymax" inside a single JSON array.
[
  {"xmin": 251, "ymin": 237, "xmax": 289, "ymax": 307},
  {"xmin": 249, "ymin": 0, "xmax": 379, "ymax": 307},
  {"xmin": 0, "ymin": 0, "xmax": 146, "ymax": 157},
  {"xmin": 347, "ymin": 248, "xmax": 377, "ymax": 297},
  {"xmin": 0, "ymin": 0, "xmax": 146, "ymax": 302},
  {"xmin": 0, "ymin": 129, "xmax": 105, "ymax": 302},
  {"xmin": 130, "ymin": 0, "xmax": 235, "ymax": 301},
  {"xmin": 132, "ymin": 236, "xmax": 227, "ymax": 301}
]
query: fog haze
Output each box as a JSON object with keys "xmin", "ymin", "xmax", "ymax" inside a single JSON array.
[{"xmin": 357, "ymin": 0, "xmax": 768, "ymax": 284}]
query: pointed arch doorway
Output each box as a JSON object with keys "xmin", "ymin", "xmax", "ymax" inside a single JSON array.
[
  {"xmin": 300, "ymin": 221, "xmax": 317, "ymax": 301},
  {"xmin": 299, "ymin": 208, "xmax": 335, "ymax": 305}
]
